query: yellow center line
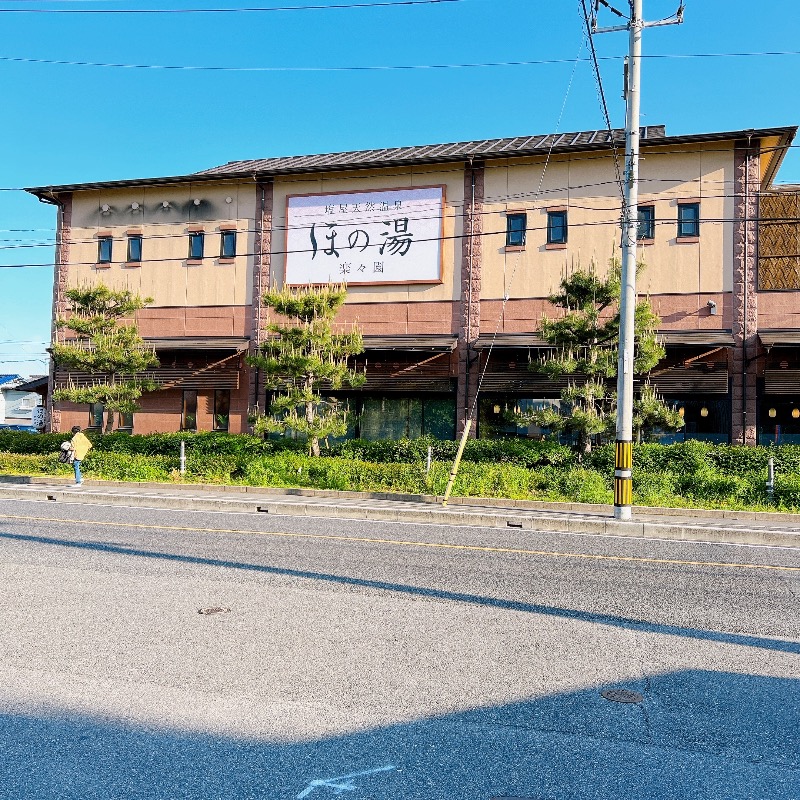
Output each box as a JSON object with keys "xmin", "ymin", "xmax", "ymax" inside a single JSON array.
[{"xmin": 0, "ymin": 512, "xmax": 799, "ymax": 573}]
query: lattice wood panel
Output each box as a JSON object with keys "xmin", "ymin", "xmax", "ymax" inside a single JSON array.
[{"xmin": 759, "ymin": 192, "xmax": 800, "ymax": 290}]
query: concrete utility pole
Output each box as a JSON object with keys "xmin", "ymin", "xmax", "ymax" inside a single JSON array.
[{"xmin": 592, "ymin": 0, "xmax": 683, "ymax": 521}]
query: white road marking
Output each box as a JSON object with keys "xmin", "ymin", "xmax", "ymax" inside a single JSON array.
[{"xmin": 296, "ymin": 765, "xmax": 396, "ymax": 798}]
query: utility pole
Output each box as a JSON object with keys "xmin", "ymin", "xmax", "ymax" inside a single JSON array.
[{"xmin": 592, "ymin": 0, "xmax": 683, "ymax": 521}]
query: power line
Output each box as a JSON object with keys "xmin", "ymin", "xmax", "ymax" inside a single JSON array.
[
  {"xmin": 0, "ymin": 0, "xmax": 466, "ymax": 13},
  {"xmin": 580, "ymin": 0, "xmax": 624, "ymax": 201},
  {"xmin": 1, "ymin": 209, "xmax": 779, "ymax": 270},
  {"xmin": 2, "ymin": 50, "xmax": 800, "ymax": 73}
]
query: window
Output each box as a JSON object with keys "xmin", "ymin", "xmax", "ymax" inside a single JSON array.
[
  {"xmin": 505, "ymin": 213, "xmax": 527, "ymax": 248},
  {"xmin": 188, "ymin": 232, "xmax": 204, "ymax": 260},
  {"xmin": 118, "ymin": 411, "xmax": 134, "ymax": 431},
  {"xmin": 214, "ymin": 390, "xmax": 230, "ymax": 431},
  {"xmin": 547, "ymin": 210, "xmax": 568, "ymax": 244},
  {"xmin": 181, "ymin": 390, "xmax": 198, "ymax": 431},
  {"xmin": 89, "ymin": 403, "xmax": 104, "ymax": 429},
  {"xmin": 127, "ymin": 234, "xmax": 143, "ymax": 262},
  {"xmin": 220, "ymin": 230, "xmax": 236, "ymax": 259},
  {"xmin": 98, "ymin": 237, "xmax": 113, "ymax": 264},
  {"xmin": 637, "ymin": 205, "xmax": 655, "ymax": 240},
  {"xmin": 678, "ymin": 202, "xmax": 700, "ymax": 238}
]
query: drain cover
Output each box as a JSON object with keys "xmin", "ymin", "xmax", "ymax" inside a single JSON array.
[
  {"xmin": 601, "ymin": 688, "xmax": 643, "ymax": 704},
  {"xmin": 198, "ymin": 606, "xmax": 231, "ymax": 615}
]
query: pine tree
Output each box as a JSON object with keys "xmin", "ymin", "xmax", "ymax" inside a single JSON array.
[
  {"xmin": 52, "ymin": 284, "xmax": 159, "ymax": 433},
  {"xmin": 515, "ymin": 257, "xmax": 683, "ymax": 452},
  {"xmin": 247, "ymin": 284, "xmax": 366, "ymax": 456}
]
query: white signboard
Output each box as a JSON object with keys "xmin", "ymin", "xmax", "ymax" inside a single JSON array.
[{"xmin": 285, "ymin": 186, "xmax": 444, "ymax": 286}]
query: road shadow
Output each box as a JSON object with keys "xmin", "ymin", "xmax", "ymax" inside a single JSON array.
[
  {"xmin": 0, "ymin": 529, "xmax": 798, "ymax": 655},
  {"xmin": 0, "ymin": 670, "xmax": 797, "ymax": 799}
]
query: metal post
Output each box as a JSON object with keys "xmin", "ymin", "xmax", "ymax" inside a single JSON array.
[
  {"xmin": 180, "ymin": 439, "xmax": 186, "ymax": 475},
  {"xmin": 593, "ymin": 0, "xmax": 682, "ymax": 519},
  {"xmin": 426, "ymin": 446, "xmax": 432, "ymax": 478},
  {"xmin": 612, "ymin": 0, "xmax": 642, "ymax": 521},
  {"xmin": 766, "ymin": 456, "xmax": 774, "ymax": 501}
]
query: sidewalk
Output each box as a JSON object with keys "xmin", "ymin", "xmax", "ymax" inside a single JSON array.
[{"xmin": 0, "ymin": 475, "xmax": 798, "ymax": 548}]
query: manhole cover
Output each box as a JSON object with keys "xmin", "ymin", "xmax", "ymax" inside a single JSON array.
[
  {"xmin": 198, "ymin": 607, "xmax": 231, "ymax": 615},
  {"xmin": 601, "ymin": 688, "xmax": 644, "ymax": 704}
]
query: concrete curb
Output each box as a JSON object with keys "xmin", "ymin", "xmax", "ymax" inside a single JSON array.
[
  {"xmin": 2, "ymin": 474, "xmax": 800, "ymax": 523},
  {"xmin": 0, "ymin": 479, "xmax": 798, "ymax": 549}
]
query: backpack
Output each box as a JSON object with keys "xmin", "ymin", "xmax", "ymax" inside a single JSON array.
[{"xmin": 58, "ymin": 441, "xmax": 74, "ymax": 464}]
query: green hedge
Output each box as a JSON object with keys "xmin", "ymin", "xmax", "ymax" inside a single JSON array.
[
  {"xmin": 330, "ymin": 436, "xmax": 574, "ymax": 467},
  {"xmin": 0, "ymin": 432, "xmax": 797, "ymax": 511}
]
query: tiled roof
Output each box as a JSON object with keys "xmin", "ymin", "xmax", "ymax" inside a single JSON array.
[
  {"xmin": 24, "ymin": 125, "xmax": 797, "ymax": 195},
  {"xmin": 196, "ymin": 126, "xmax": 666, "ymax": 178},
  {"xmin": 0, "ymin": 374, "xmax": 21, "ymax": 387}
]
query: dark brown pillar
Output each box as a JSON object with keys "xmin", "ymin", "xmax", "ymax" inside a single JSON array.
[
  {"xmin": 731, "ymin": 140, "xmax": 760, "ymax": 446},
  {"xmin": 457, "ymin": 160, "xmax": 484, "ymax": 438},
  {"xmin": 48, "ymin": 192, "xmax": 72, "ymax": 433},
  {"xmin": 249, "ymin": 180, "xmax": 274, "ymax": 415}
]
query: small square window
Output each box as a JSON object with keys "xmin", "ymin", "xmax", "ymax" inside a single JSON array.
[
  {"xmin": 505, "ymin": 213, "xmax": 527, "ymax": 248},
  {"xmin": 547, "ymin": 210, "xmax": 568, "ymax": 245},
  {"xmin": 220, "ymin": 230, "xmax": 236, "ymax": 259},
  {"xmin": 189, "ymin": 232, "xmax": 204, "ymax": 260},
  {"xmin": 678, "ymin": 202, "xmax": 700, "ymax": 238},
  {"xmin": 637, "ymin": 205, "xmax": 655, "ymax": 240},
  {"xmin": 98, "ymin": 237, "xmax": 113, "ymax": 263},
  {"xmin": 127, "ymin": 234, "xmax": 143, "ymax": 262}
]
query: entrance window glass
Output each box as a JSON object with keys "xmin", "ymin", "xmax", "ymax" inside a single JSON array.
[
  {"xmin": 89, "ymin": 403, "xmax": 104, "ymax": 429},
  {"xmin": 182, "ymin": 390, "xmax": 198, "ymax": 431},
  {"xmin": 214, "ymin": 390, "xmax": 230, "ymax": 431},
  {"xmin": 119, "ymin": 411, "xmax": 133, "ymax": 431}
]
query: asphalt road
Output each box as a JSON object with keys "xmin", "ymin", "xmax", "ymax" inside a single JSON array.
[{"xmin": 0, "ymin": 496, "xmax": 798, "ymax": 800}]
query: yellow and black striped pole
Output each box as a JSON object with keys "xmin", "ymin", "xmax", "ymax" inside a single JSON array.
[{"xmin": 614, "ymin": 439, "xmax": 633, "ymax": 511}]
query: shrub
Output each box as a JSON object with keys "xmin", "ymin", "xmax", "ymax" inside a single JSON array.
[
  {"xmin": 773, "ymin": 473, "xmax": 800, "ymax": 509},
  {"xmin": 330, "ymin": 436, "xmax": 574, "ymax": 468},
  {"xmin": 82, "ymin": 452, "xmax": 175, "ymax": 482},
  {"xmin": 0, "ymin": 452, "xmax": 70, "ymax": 475},
  {"xmin": 0, "ymin": 431, "xmax": 71, "ymax": 455}
]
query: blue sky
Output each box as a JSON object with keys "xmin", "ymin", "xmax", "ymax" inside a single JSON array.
[{"xmin": 1, "ymin": 0, "xmax": 798, "ymax": 375}]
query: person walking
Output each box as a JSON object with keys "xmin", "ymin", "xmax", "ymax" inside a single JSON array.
[{"xmin": 69, "ymin": 425, "xmax": 92, "ymax": 487}]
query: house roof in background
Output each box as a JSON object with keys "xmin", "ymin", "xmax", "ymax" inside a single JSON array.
[
  {"xmin": 0, "ymin": 375, "xmax": 21, "ymax": 388},
  {"xmin": 14, "ymin": 375, "xmax": 47, "ymax": 393}
]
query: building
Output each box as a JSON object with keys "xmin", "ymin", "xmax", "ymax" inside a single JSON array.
[
  {"xmin": 0, "ymin": 375, "xmax": 43, "ymax": 426},
  {"xmin": 27, "ymin": 123, "xmax": 799, "ymax": 444}
]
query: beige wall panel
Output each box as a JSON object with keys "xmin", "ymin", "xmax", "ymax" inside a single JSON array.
[
  {"xmin": 68, "ymin": 182, "xmax": 256, "ymax": 308},
  {"xmin": 480, "ymin": 144, "xmax": 735, "ymax": 301},
  {"xmin": 271, "ymin": 165, "xmax": 464, "ymax": 305}
]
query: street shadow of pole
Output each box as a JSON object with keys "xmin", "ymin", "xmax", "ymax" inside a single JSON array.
[
  {"xmin": 1, "ymin": 670, "xmax": 798, "ymax": 799},
  {"xmin": 0, "ymin": 529, "xmax": 797, "ymax": 656}
]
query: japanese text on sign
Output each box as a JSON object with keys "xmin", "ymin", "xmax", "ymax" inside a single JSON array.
[{"xmin": 285, "ymin": 186, "xmax": 444, "ymax": 285}]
